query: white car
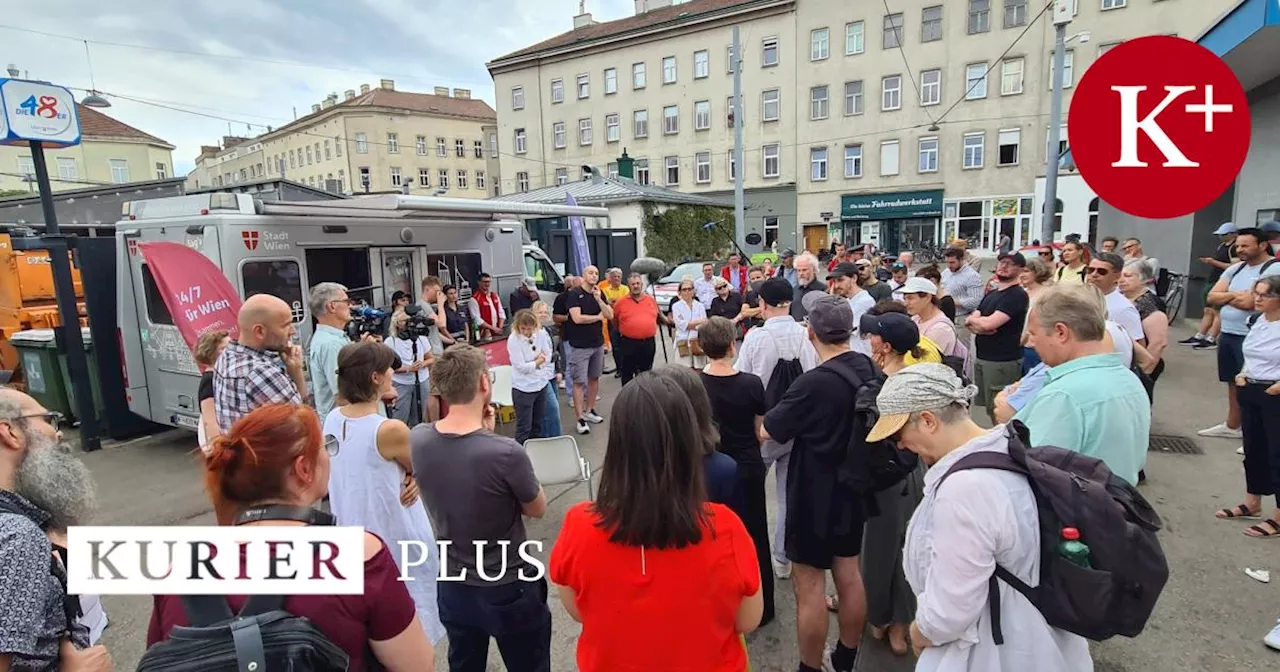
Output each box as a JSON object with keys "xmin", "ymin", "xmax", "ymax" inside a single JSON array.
[{"xmin": 652, "ymin": 261, "xmax": 720, "ymax": 313}]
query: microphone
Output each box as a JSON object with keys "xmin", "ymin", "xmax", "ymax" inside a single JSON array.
[{"xmin": 630, "ymin": 256, "xmax": 667, "ymax": 283}]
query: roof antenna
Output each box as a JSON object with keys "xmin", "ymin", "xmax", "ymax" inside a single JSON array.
[{"xmin": 579, "ymin": 0, "xmax": 586, "ymax": 13}]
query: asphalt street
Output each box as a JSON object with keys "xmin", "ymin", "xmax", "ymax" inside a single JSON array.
[{"xmin": 78, "ymin": 330, "xmax": 1278, "ymax": 671}]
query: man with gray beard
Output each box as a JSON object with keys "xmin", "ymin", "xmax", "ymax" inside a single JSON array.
[{"xmin": 0, "ymin": 388, "xmax": 111, "ymax": 672}]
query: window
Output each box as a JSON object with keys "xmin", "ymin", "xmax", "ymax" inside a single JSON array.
[
  {"xmin": 553, "ymin": 122, "xmax": 566, "ymax": 148},
  {"xmin": 476, "ymin": 171, "xmax": 485, "ymax": 189},
  {"xmin": 436, "ymin": 137, "xmax": 446, "ymax": 156},
  {"xmin": 694, "ymin": 50, "xmax": 710, "ymax": 78},
  {"xmin": 475, "ymin": 140, "xmax": 483, "ymax": 158},
  {"xmin": 387, "ymin": 133, "xmax": 399, "ymax": 153},
  {"xmin": 579, "ymin": 118, "xmax": 593, "ymax": 145},
  {"xmin": 844, "ymin": 145, "xmax": 863, "ymax": 177},
  {"xmin": 810, "ymin": 147, "xmax": 828, "ymax": 181},
  {"xmin": 663, "ymin": 56, "xmax": 677, "ymax": 84},
  {"xmin": 764, "ymin": 216, "xmax": 779, "ymax": 248},
  {"xmin": 512, "ymin": 86, "xmax": 525, "ymax": 110},
  {"xmin": 762, "ymin": 89, "xmax": 781, "ymax": 121},
  {"xmin": 1004, "ymin": 0, "xmax": 1027, "ymax": 27},
  {"xmin": 663, "ymin": 105, "xmax": 679, "ymax": 134},
  {"xmin": 1001, "ymin": 57, "xmax": 1024, "ymax": 95},
  {"xmin": 55, "ymin": 157, "xmax": 77, "ymax": 180},
  {"xmin": 338, "ymin": 169, "xmax": 345, "ymax": 190},
  {"xmin": 314, "ymin": 143, "xmax": 321, "ymax": 163},
  {"xmin": 880, "ymin": 140, "xmax": 900, "ymax": 176},
  {"xmin": 634, "ymin": 109, "xmax": 649, "ymax": 138},
  {"xmin": 607, "ymin": 163, "xmax": 618, "ymax": 178},
  {"xmin": 811, "ymin": 28, "xmax": 830, "ymax": 60},
  {"xmin": 844, "ymin": 81, "xmax": 864, "ymax": 115},
  {"xmin": 883, "ymin": 14, "xmax": 904, "ymax": 49},
  {"xmin": 920, "ymin": 69, "xmax": 942, "ymax": 106},
  {"xmin": 416, "ymin": 135, "xmax": 427, "ymax": 155},
  {"xmin": 517, "ymin": 172, "xmax": 529, "ymax": 192},
  {"xmin": 604, "ymin": 68, "xmax": 617, "ymax": 94},
  {"xmin": 636, "ymin": 159, "xmax": 650, "ymax": 185},
  {"xmin": 728, "ymin": 150, "xmax": 737, "ymax": 180},
  {"xmin": 810, "ymin": 86, "xmax": 829, "ymax": 120},
  {"xmin": 1098, "ymin": 42, "xmax": 1121, "ymax": 57},
  {"xmin": 696, "ymin": 152, "xmax": 711, "ymax": 183},
  {"xmin": 551, "ymin": 79, "xmax": 564, "ymax": 103},
  {"xmin": 156, "ymin": 162, "xmax": 168, "ymax": 179},
  {"xmin": 998, "ymin": 128, "xmax": 1020, "ymax": 165},
  {"xmin": 456, "ymin": 139, "xmax": 465, "ymax": 157},
  {"xmin": 694, "ymin": 100, "xmax": 711, "ymax": 130},
  {"xmin": 969, "ymin": 0, "xmax": 990, "ymax": 34},
  {"xmin": 324, "ymin": 140, "xmax": 331, "ymax": 160},
  {"xmin": 490, "ymin": 134, "xmax": 498, "ymax": 157},
  {"xmin": 555, "ymin": 168, "xmax": 568, "ymax": 185},
  {"xmin": 922, "ymin": 6, "xmax": 943, "ymax": 42},
  {"xmin": 356, "ymin": 132, "xmax": 369, "ymax": 154},
  {"xmin": 665, "ymin": 156, "xmax": 679, "ymax": 185},
  {"xmin": 963, "ymin": 132, "xmax": 985, "ymax": 168},
  {"xmin": 514, "ymin": 128, "xmax": 527, "ymax": 154},
  {"xmin": 762, "ymin": 143, "xmax": 781, "ymax": 177},
  {"xmin": 457, "ymin": 170, "xmax": 468, "ymax": 189},
  {"xmin": 289, "ymin": 150, "xmax": 296, "ymax": 169},
  {"xmin": 633, "ymin": 62, "xmax": 646, "ymax": 89},
  {"xmin": 1101, "ymin": 0, "xmax": 1125, "ymax": 9},
  {"xmin": 1050, "ymin": 49, "xmax": 1076, "ymax": 88},
  {"xmin": 846, "ymin": 21, "xmax": 865, "ymax": 55},
  {"xmin": 439, "ymin": 169, "xmax": 449, "ymax": 189},
  {"xmin": 390, "ymin": 167, "xmax": 403, "ymax": 187},
  {"xmin": 606, "ymin": 114, "xmax": 620, "ymax": 142},
  {"xmin": 762, "ymin": 37, "xmax": 779, "ymax": 66},
  {"xmin": 882, "ymin": 75, "xmax": 902, "ymax": 111},
  {"xmin": 577, "ymin": 74, "xmax": 590, "ymax": 99},
  {"xmin": 918, "ymin": 137, "xmax": 939, "ymax": 172},
  {"xmin": 109, "ymin": 159, "xmax": 130, "ymax": 183},
  {"xmin": 240, "ymin": 261, "xmax": 303, "ymax": 323},
  {"xmin": 359, "ymin": 167, "xmax": 371, "ymax": 190},
  {"xmin": 335, "ymin": 137, "xmax": 342, "ymax": 157},
  {"xmin": 419, "ymin": 168, "xmax": 430, "ymax": 187},
  {"xmin": 965, "ymin": 63, "xmax": 988, "ymax": 99}
]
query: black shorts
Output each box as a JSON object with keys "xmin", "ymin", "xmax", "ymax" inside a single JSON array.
[
  {"xmin": 785, "ymin": 496, "xmax": 867, "ymax": 570},
  {"xmin": 1218, "ymin": 333, "xmax": 1246, "ymax": 383}
]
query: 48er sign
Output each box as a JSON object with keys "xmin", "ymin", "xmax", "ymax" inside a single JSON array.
[{"xmin": 1069, "ymin": 36, "xmax": 1251, "ymax": 220}]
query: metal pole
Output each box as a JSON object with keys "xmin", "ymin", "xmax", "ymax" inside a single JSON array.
[
  {"xmin": 732, "ymin": 25, "xmax": 746, "ymax": 256},
  {"xmin": 30, "ymin": 141, "xmax": 101, "ymax": 451},
  {"xmin": 1042, "ymin": 20, "xmax": 1068, "ymax": 245}
]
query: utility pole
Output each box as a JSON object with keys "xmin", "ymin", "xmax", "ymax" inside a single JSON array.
[
  {"xmin": 1042, "ymin": 0, "xmax": 1072, "ymax": 245},
  {"xmin": 731, "ymin": 25, "xmax": 746, "ymax": 255}
]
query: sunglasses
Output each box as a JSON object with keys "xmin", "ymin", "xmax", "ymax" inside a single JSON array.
[
  {"xmin": 324, "ymin": 435, "xmax": 340, "ymax": 456},
  {"xmin": 8, "ymin": 411, "xmax": 64, "ymax": 432},
  {"xmin": 1039, "ymin": 251, "xmax": 1054, "ymax": 257},
  {"xmin": 1087, "ymin": 267, "xmax": 1111, "ymax": 275}
]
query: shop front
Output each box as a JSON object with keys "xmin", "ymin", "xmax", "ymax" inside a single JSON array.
[
  {"xmin": 941, "ymin": 194, "xmax": 1037, "ymax": 252},
  {"xmin": 839, "ymin": 189, "xmax": 944, "ymax": 255}
]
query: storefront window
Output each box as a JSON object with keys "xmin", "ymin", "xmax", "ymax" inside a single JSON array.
[{"xmin": 957, "ymin": 201, "xmax": 985, "ymax": 248}]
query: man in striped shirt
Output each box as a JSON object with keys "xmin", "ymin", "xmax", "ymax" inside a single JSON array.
[{"xmin": 941, "ymin": 248, "xmax": 985, "ymax": 323}]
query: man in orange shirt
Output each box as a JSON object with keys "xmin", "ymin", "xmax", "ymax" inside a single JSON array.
[{"xmin": 611, "ymin": 272, "xmax": 661, "ymax": 385}]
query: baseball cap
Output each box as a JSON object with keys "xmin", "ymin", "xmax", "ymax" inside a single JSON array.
[
  {"xmin": 806, "ymin": 294, "xmax": 854, "ymax": 343},
  {"xmin": 758, "ymin": 277, "xmax": 793, "ymax": 306},
  {"xmin": 1262, "ymin": 220, "xmax": 1280, "ymax": 234},
  {"xmin": 865, "ymin": 363, "xmax": 979, "ymax": 442},
  {"xmin": 522, "ymin": 277, "xmax": 537, "ymax": 289},
  {"xmin": 829, "ymin": 262, "xmax": 860, "ymax": 279},
  {"xmin": 1213, "ymin": 222, "xmax": 1237, "ymax": 235},
  {"xmin": 391, "ymin": 290, "xmax": 408, "ymax": 303},
  {"xmin": 858, "ymin": 312, "xmax": 920, "ymax": 354},
  {"xmin": 997, "ymin": 251, "xmax": 1027, "ymax": 267},
  {"xmin": 901, "ymin": 276, "xmax": 938, "ymax": 295},
  {"xmin": 780, "ymin": 248, "xmax": 796, "ymax": 259},
  {"xmin": 855, "ymin": 258, "xmax": 874, "ymax": 268}
]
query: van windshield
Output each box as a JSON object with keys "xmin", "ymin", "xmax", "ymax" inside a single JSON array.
[{"xmin": 242, "ymin": 260, "xmax": 305, "ymax": 323}]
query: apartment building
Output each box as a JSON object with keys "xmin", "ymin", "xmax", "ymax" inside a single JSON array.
[
  {"xmin": 488, "ymin": 0, "xmax": 1232, "ymax": 255},
  {"xmin": 186, "ymin": 80, "xmax": 501, "ymax": 199},
  {"xmin": 0, "ymin": 105, "xmax": 175, "ymax": 195}
]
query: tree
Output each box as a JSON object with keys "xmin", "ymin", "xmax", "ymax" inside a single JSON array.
[{"xmin": 641, "ymin": 203, "xmax": 734, "ymax": 263}]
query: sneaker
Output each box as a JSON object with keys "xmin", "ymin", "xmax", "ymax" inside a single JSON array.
[
  {"xmin": 584, "ymin": 410, "xmax": 605, "ymax": 424},
  {"xmin": 557, "ymin": 379, "xmax": 566, "ymax": 390},
  {"xmin": 1265, "ymin": 619, "xmax": 1280, "ymax": 651},
  {"xmin": 1199, "ymin": 422, "xmax": 1243, "ymax": 439},
  {"xmin": 822, "ymin": 644, "xmax": 858, "ymax": 672},
  {"xmin": 568, "ymin": 396, "xmax": 575, "ymax": 409},
  {"xmin": 1193, "ymin": 339, "xmax": 1218, "ymax": 350},
  {"xmin": 576, "ymin": 419, "xmax": 591, "ymax": 435},
  {"xmin": 1177, "ymin": 335, "xmax": 1206, "ymax": 346},
  {"xmin": 771, "ymin": 557, "xmax": 792, "ymax": 579},
  {"xmin": 1238, "ymin": 445, "xmax": 1246, "ymax": 456}
]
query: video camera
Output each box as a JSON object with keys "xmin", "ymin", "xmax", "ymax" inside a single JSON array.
[
  {"xmin": 344, "ymin": 304, "xmax": 388, "ymax": 341},
  {"xmin": 399, "ymin": 303, "xmax": 433, "ymax": 340}
]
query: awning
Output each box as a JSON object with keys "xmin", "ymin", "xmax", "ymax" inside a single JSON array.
[
  {"xmin": 840, "ymin": 189, "xmax": 944, "ymax": 221},
  {"xmin": 1198, "ymin": 0, "xmax": 1280, "ymax": 92}
]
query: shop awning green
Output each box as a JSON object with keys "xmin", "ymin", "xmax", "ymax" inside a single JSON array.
[{"xmin": 841, "ymin": 189, "xmax": 944, "ymax": 221}]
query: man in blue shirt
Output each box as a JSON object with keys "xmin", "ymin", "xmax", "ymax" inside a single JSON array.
[
  {"xmin": 1017, "ymin": 283, "xmax": 1150, "ymax": 486},
  {"xmin": 307, "ymin": 282, "xmax": 357, "ymax": 419}
]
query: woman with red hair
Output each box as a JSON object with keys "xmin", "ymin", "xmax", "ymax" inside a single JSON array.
[{"xmin": 145, "ymin": 403, "xmax": 435, "ymax": 671}]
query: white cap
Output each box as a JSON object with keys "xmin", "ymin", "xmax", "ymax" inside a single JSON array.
[
  {"xmin": 1213, "ymin": 222, "xmax": 1237, "ymax": 235},
  {"xmin": 900, "ymin": 276, "xmax": 938, "ymax": 295}
]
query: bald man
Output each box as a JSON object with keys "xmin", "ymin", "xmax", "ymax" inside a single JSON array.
[
  {"xmin": 565, "ymin": 265, "xmax": 613, "ymax": 434},
  {"xmin": 213, "ymin": 294, "xmax": 306, "ymax": 431}
]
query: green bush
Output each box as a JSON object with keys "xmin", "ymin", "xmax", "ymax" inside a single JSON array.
[{"xmin": 641, "ymin": 203, "xmax": 734, "ymax": 263}]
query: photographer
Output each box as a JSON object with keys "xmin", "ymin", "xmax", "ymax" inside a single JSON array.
[{"xmin": 388, "ymin": 307, "xmax": 435, "ymax": 425}]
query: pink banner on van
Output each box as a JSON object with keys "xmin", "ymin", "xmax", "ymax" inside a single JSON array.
[{"xmin": 137, "ymin": 242, "xmax": 242, "ymax": 353}]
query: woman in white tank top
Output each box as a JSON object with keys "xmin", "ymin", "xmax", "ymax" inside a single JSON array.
[{"xmin": 325, "ymin": 341, "xmax": 445, "ymax": 645}]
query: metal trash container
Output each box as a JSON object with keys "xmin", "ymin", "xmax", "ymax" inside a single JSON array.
[
  {"xmin": 9, "ymin": 329, "xmax": 73, "ymax": 417},
  {"xmin": 56, "ymin": 327, "xmax": 105, "ymax": 424}
]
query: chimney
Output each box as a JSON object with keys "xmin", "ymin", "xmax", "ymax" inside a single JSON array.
[
  {"xmin": 452, "ymin": 88, "xmax": 471, "ymax": 99},
  {"xmin": 379, "ymin": 78, "xmax": 395, "ymax": 91},
  {"xmin": 634, "ymin": 0, "xmax": 671, "ymax": 13},
  {"xmin": 322, "ymin": 98, "xmax": 335, "ymax": 109},
  {"xmin": 434, "ymin": 86, "xmax": 450, "ymax": 97},
  {"xmin": 311, "ymin": 103, "xmax": 321, "ymax": 113},
  {"xmin": 360, "ymin": 83, "xmax": 371, "ymax": 94},
  {"xmin": 344, "ymin": 89, "xmax": 356, "ymax": 100},
  {"xmin": 617, "ymin": 149, "xmax": 635, "ymax": 179},
  {"xmin": 573, "ymin": 11, "xmax": 597, "ymax": 28}
]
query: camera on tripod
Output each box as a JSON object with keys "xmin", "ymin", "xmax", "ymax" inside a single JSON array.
[
  {"xmin": 345, "ymin": 303, "xmax": 388, "ymax": 341},
  {"xmin": 399, "ymin": 304, "xmax": 433, "ymax": 340}
]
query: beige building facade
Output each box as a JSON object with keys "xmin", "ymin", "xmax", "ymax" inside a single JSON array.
[
  {"xmin": 0, "ymin": 105, "xmax": 174, "ymax": 195},
  {"xmin": 186, "ymin": 81, "xmax": 500, "ymax": 199},
  {"xmin": 488, "ymin": 0, "xmax": 1233, "ymax": 254}
]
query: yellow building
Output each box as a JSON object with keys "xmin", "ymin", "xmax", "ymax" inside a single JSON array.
[
  {"xmin": 186, "ymin": 80, "xmax": 501, "ymax": 198},
  {"xmin": 0, "ymin": 105, "xmax": 175, "ymax": 195}
]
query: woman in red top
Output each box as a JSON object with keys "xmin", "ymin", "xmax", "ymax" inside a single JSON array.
[
  {"xmin": 145, "ymin": 403, "xmax": 435, "ymax": 671},
  {"xmin": 550, "ymin": 375, "xmax": 764, "ymax": 671}
]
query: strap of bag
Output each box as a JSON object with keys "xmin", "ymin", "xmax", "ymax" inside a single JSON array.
[
  {"xmin": 181, "ymin": 595, "xmax": 235, "ymax": 627},
  {"xmin": 231, "ymin": 618, "xmax": 267, "ymax": 672}
]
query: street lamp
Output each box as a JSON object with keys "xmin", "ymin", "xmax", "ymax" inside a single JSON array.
[{"xmin": 1042, "ymin": 0, "xmax": 1092, "ymax": 244}]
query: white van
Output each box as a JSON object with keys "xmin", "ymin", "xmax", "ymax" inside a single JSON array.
[{"xmin": 115, "ymin": 192, "xmax": 601, "ymax": 431}]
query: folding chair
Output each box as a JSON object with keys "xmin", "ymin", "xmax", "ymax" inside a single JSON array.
[
  {"xmin": 489, "ymin": 365, "xmax": 514, "ymax": 407},
  {"xmin": 523, "ymin": 436, "xmax": 593, "ymax": 500}
]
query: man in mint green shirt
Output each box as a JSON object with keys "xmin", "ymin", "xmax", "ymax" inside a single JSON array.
[
  {"xmin": 307, "ymin": 282, "xmax": 356, "ymax": 419},
  {"xmin": 1017, "ymin": 284, "xmax": 1150, "ymax": 485}
]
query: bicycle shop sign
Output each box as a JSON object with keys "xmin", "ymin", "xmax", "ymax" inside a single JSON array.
[
  {"xmin": 0, "ymin": 78, "xmax": 82, "ymax": 147},
  {"xmin": 840, "ymin": 190, "xmax": 943, "ymax": 221}
]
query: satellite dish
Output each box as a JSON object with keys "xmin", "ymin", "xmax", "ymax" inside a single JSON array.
[{"xmin": 745, "ymin": 232, "xmax": 762, "ymax": 245}]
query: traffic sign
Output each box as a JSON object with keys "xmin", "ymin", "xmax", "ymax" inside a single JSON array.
[{"xmin": 0, "ymin": 78, "xmax": 82, "ymax": 147}]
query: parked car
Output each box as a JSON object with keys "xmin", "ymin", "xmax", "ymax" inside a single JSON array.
[{"xmin": 652, "ymin": 260, "xmax": 720, "ymax": 313}]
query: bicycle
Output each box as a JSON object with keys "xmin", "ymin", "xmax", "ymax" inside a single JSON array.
[
  {"xmin": 914, "ymin": 239, "xmax": 944, "ymax": 265},
  {"xmin": 1162, "ymin": 272, "xmax": 1186, "ymax": 324}
]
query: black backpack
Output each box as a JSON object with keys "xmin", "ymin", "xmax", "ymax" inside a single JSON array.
[
  {"xmin": 136, "ymin": 594, "xmax": 350, "ymax": 672},
  {"xmin": 829, "ymin": 357, "xmax": 918, "ymax": 497},
  {"xmin": 763, "ymin": 331, "xmax": 807, "ymax": 408},
  {"xmin": 938, "ymin": 421, "xmax": 1168, "ymax": 643}
]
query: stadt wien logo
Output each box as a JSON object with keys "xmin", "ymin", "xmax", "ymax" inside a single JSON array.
[{"xmin": 1068, "ymin": 35, "xmax": 1251, "ymax": 220}]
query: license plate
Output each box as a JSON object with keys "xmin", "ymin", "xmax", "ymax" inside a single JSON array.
[{"xmin": 173, "ymin": 414, "xmax": 200, "ymax": 430}]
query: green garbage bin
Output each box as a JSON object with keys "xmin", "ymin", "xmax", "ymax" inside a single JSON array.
[
  {"xmin": 57, "ymin": 327, "xmax": 106, "ymax": 424},
  {"xmin": 10, "ymin": 329, "xmax": 73, "ymax": 418}
]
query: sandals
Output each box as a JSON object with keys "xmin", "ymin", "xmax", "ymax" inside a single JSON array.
[
  {"xmin": 1246, "ymin": 519, "xmax": 1280, "ymax": 539},
  {"xmin": 1217, "ymin": 504, "xmax": 1262, "ymax": 519},
  {"xmin": 826, "ymin": 594, "xmax": 839, "ymax": 612}
]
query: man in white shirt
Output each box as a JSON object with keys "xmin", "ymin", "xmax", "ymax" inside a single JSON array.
[
  {"xmin": 941, "ymin": 248, "xmax": 985, "ymax": 322},
  {"xmin": 827, "ymin": 262, "xmax": 875, "ymax": 356},
  {"xmin": 1088, "ymin": 251, "xmax": 1146, "ymax": 343},
  {"xmin": 694, "ymin": 262, "xmax": 718, "ymax": 309},
  {"xmin": 736, "ymin": 278, "xmax": 819, "ymax": 581}
]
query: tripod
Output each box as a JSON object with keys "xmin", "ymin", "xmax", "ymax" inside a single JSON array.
[
  {"xmin": 408, "ymin": 335, "xmax": 425, "ymax": 426},
  {"xmin": 650, "ymin": 282, "xmax": 670, "ymax": 364}
]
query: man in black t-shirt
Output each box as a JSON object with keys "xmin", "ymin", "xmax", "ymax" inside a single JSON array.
[
  {"xmin": 964, "ymin": 251, "xmax": 1030, "ymax": 421},
  {"xmin": 564, "ymin": 265, "xmax": 614, "ymax": 435}
]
